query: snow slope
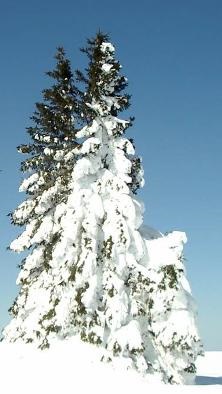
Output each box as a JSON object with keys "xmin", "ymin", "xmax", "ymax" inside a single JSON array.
[{"xmin": 0, "ymin": 339, "xmax": 221, "ymax": 394}]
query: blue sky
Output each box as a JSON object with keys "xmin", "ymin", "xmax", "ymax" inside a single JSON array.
[{"xmin": 0, "ymin": 0, "xmax": 221, "ymax": 350}]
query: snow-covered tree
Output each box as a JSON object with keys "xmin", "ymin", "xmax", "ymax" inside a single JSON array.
[
  {"xmin": 4, "ymin": 33, "xmax": 202, "ymax": 384},
  {"xmin": 4, "ymin": 47, "xmax": 82, "ymax": 347},
  {"xmin": 64, "ymin": 32, "xmax": 201, "ymax": 383}
]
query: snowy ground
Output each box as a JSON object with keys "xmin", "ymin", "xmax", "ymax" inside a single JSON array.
[{"xmin": 0, "ymin": 338, "xmax": 221, "ymax": 393}]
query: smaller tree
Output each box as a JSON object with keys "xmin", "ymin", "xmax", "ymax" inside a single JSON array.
[
  {"xmin": 4, "ymin": 48, "xmax": 82, "ymax": 346},
  {"xmin": 17, "ymin": 47, "xmax": 81, "ymax": 199}
]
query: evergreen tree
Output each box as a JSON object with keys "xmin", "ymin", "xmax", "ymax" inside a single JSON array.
[
  {"xmin": 4, "ymin": 34, "xmax": 202, "ymax": 384},
  {"xmin": 65, "ymin": 32, "xmax": 201, "ymax": 383},
  {"xmin": 4, "ymin": 47, "xmax": 81, "ymax": 347}
]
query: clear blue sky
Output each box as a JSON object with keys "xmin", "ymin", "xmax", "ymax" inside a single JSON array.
[{"xmin": 0, "ymin": 0, "xmax": 221, "ymax": 350}]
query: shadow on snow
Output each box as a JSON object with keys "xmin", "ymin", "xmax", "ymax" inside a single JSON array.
[{"xmin": 196, "ymin": 376, "xmax": 222, "ymax": 385}]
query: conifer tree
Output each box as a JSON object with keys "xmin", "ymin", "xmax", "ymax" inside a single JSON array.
[
  {"xmin": 4, "ymin": 48, "xmax": 81, "ymax": 347},
  {"xmin": 4, "ymin": 34, "xmax": 202, "ymax": 384},
  {"xmin": 63, "ymin": 32, "xmax": 201, "ymax": 384}
]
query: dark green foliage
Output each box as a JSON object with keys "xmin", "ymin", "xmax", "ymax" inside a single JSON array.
[
  {"xmin": 168, "ymin": 375, "xmax": 174, "ymax": 384},
  {"xmin": 107, "ymin": 285, "xmax": 115, "ymax": 298},
  {"xmin": 130, "ymin": 157, "xmax": 143, "ymax": 194},
  {"xmin": 158, "ymin": 264, "xmax": 179, "ymax": 290},
  {"xmin": 81, "ymin": 330, "xmax": 102, "ymax": 345},
  {"xmin": 76, "ymin": 32, "xmax": 130, "ymax": 121},
  {"xmin": 75, "ymin": 283, "xmax": 89, "ymax": 315},
  {"xmin": 83, "ymin": 237, "xmax": 93, "ymax": 250},
  {"xmin": 113, "ymin": 341, "xmax": 122, "ymax": 355},
  {"xmin": 26, "ymin": 338, "xmax": 34, "ymax": 343},
  {"xmin": 42, "ymin": 233, "xmax": 61, "ymax": 268},
  {"xmin": 130, "ymin": 346, "xmax": 144, "ymax": 356},
  {"xmin": 184, "ymin": 363, "xmax": 197, "ymax": 374},
  {"xmin": 45, "ymin": 324, "xmax": 61, "ymax": 336},
  {"xmin": 12, "ymin": 47, "xmax": 82, "ymax": 229},
  {"xmin": 102, "ymin": 236, "xmax": 114, "ymax": 259},
  {"xmin": 40, "ymin": 308, "xmax": 56, "ymax": 322},
  {"xmin": 126, "ymin": 271, "xmax": 153, "ymax": 294},
  {"xmin": 8, "ymin": 298, "xmax": 19, "ymax": 317},
  {"xmin": 69, "ymin": 264, "xmax": 78, "ymax": 282},
  {"xmin": 39, "ymin": 338, "xmax": 50, "ymax": 350},
  {"xmin": 27, "ymin": 47, "xmax": 80, "ymax": 141}
]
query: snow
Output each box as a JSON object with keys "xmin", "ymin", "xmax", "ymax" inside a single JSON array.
[
  {"xmin": 102, "ymin": 63, "xmax": 113, "ymax": 72},
  {"xmin": 5, "ymin": 226, "xmax": 202, "ymax": 383},
  {"xmin": 4, "ymin": 36, "xmax": 202, "ymax": 386},
  {"xmin": 101, "ymin": 42, "xmax": 115, "ymax": 53},
  {"xmin": 19, "ymin": 173, "xmax": 39, "ymax": 192},
  {"xmin": 81, "ymin": 137, "xmax": 101, "ymax": 154},
  {"xmin": 0, "ymin": 340, "xmax": 221, "ymax": 394},
  {"xmin": 43, "ymin": 147, "xmax": 53, "ymax": 155},
  {"xmin": 143, "ymin": 229, "xmax": 187, "ymax": 268}
]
